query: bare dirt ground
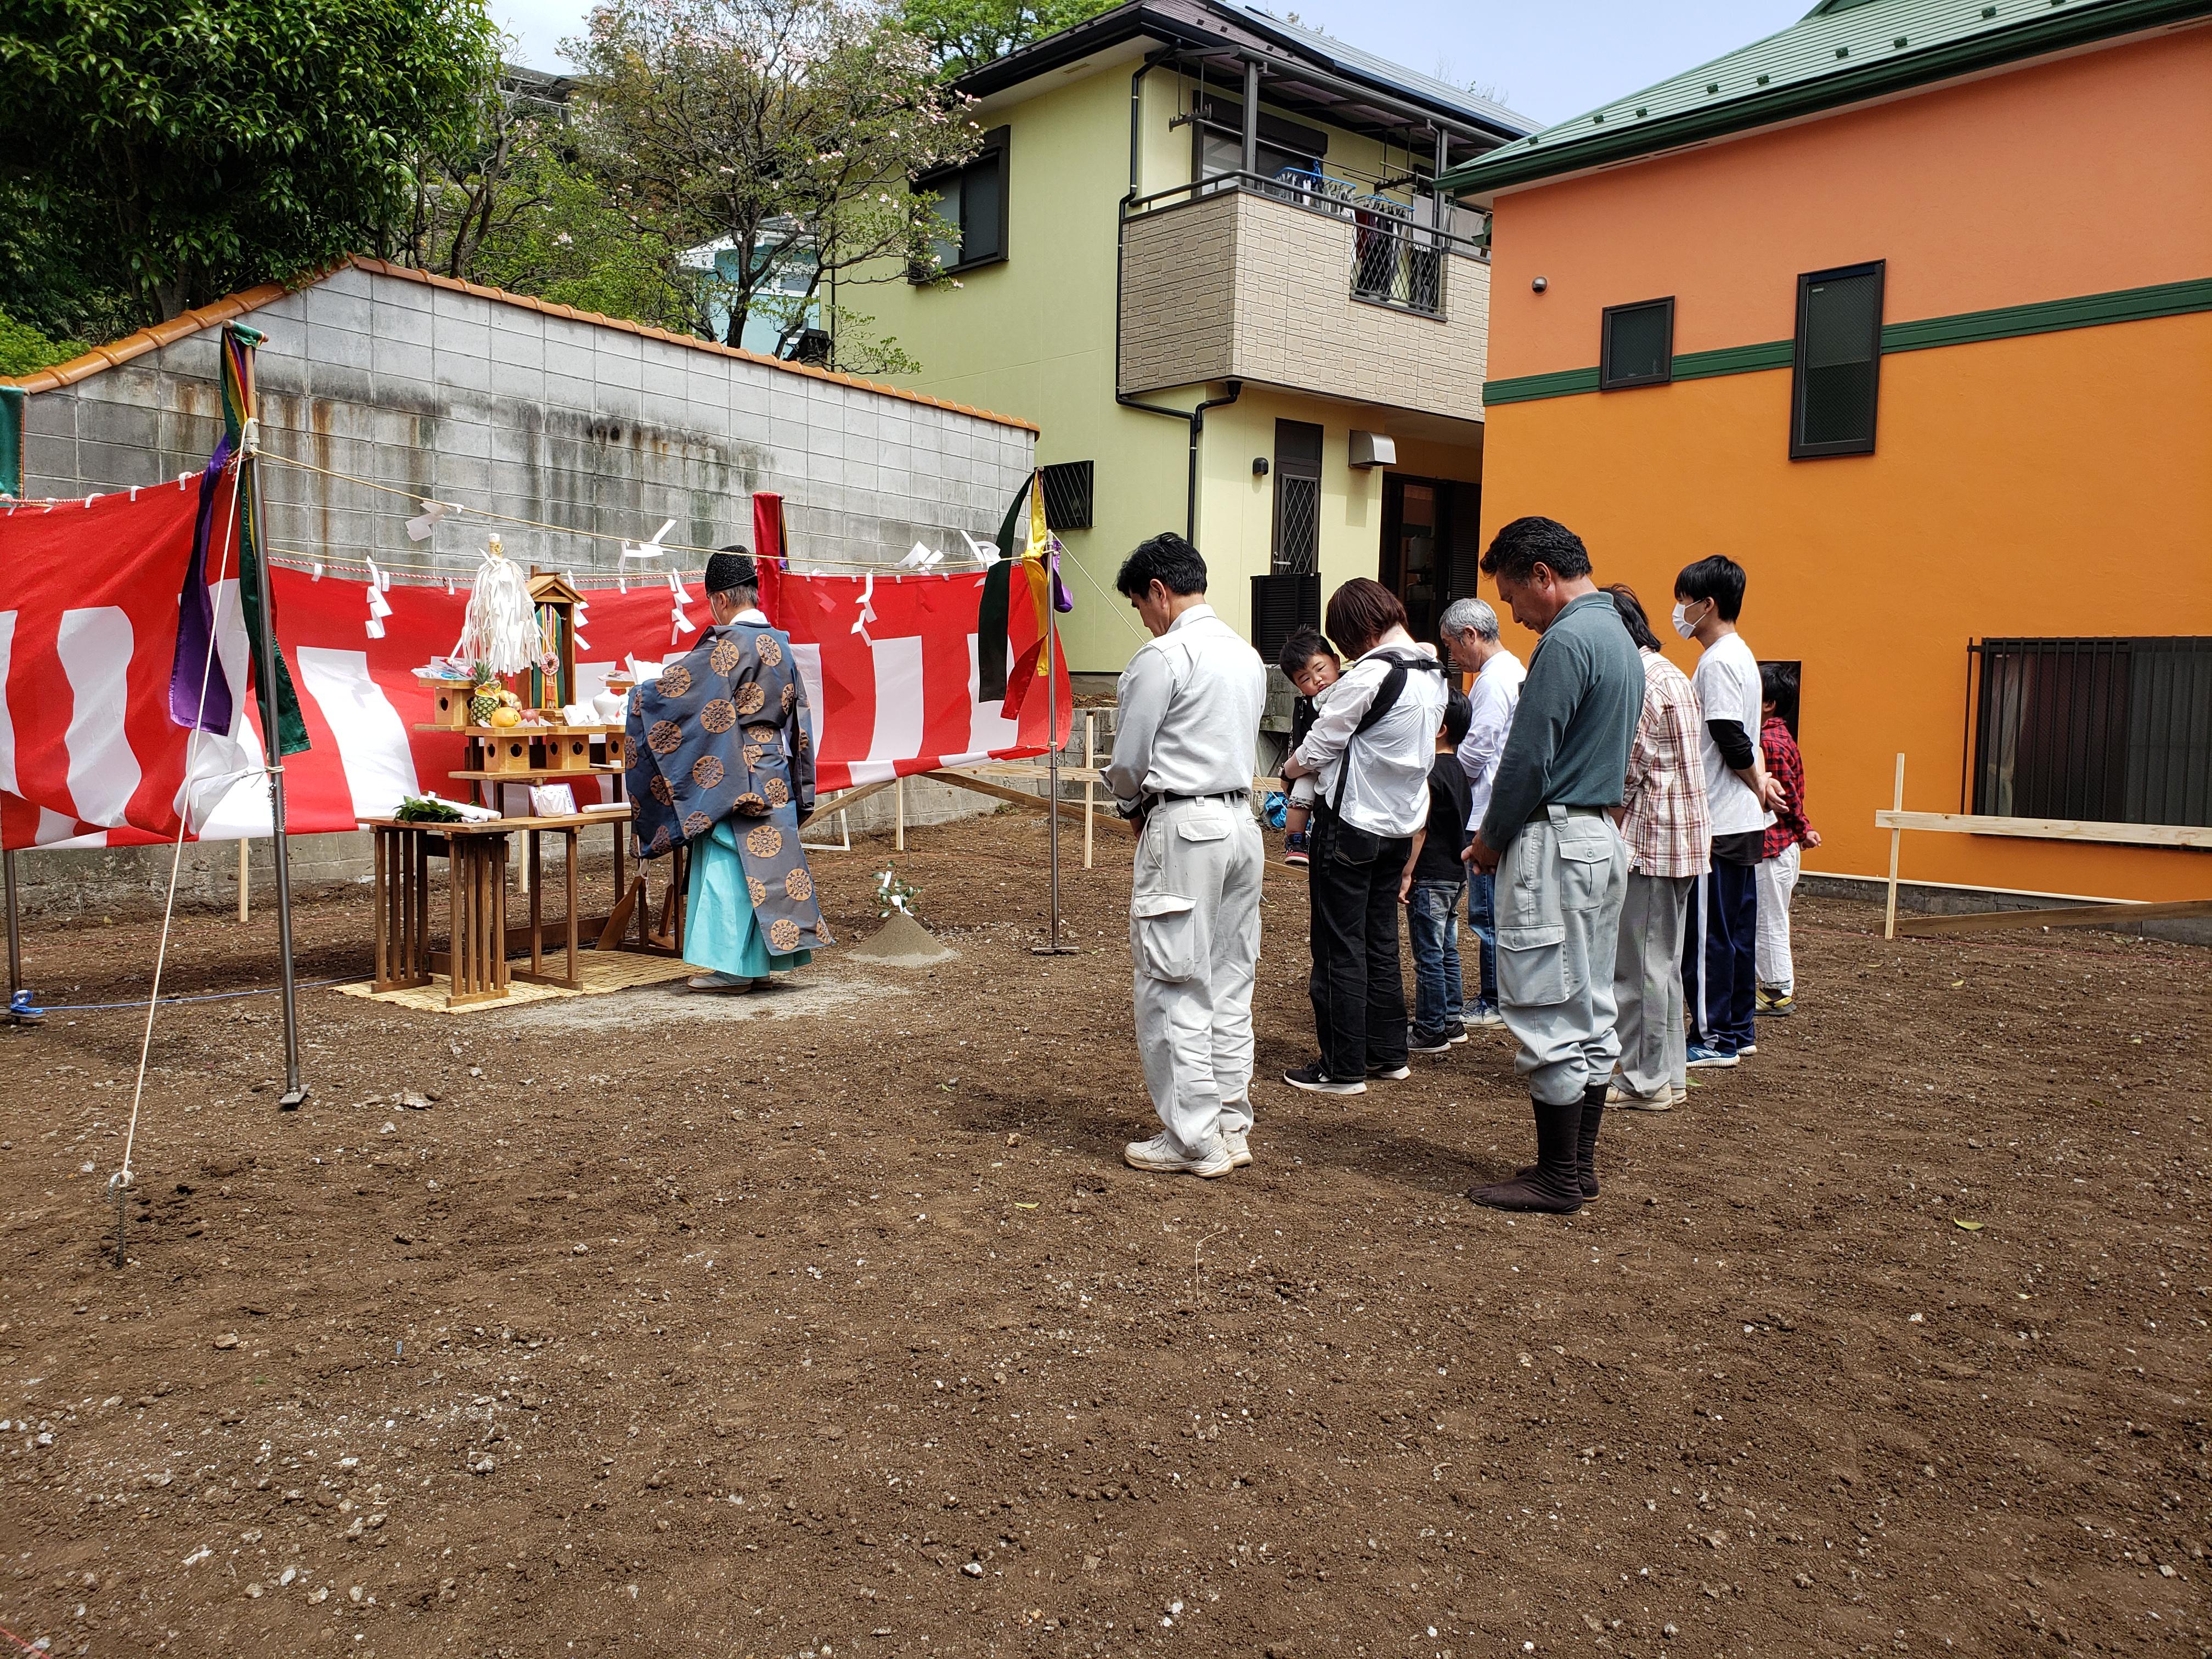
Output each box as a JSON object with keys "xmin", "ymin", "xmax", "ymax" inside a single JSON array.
[{"xmin": 0, "ymin": 814, "xmax": 2205, "ymax": 1659}]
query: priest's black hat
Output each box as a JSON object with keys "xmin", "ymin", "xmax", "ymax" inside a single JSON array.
[{"xmin": 706, "ymin": 546, "xmax": 757, "ymax": 595}]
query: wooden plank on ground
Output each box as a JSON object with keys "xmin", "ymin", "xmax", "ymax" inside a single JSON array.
[
  {"xmin": 1872, "ymin": 810, "xmax": 2212, "ymax": 851},
  {"xmin": 799, "ymin": 776, "xmax": 899, "ymax": 829},
  {"xmin": 1898, "ymin": 898, "xmax": 2212, "ymax": 936},
  {"xmin": 924, "ymin": 769, "xmax": 1093, "ymax": 826}
]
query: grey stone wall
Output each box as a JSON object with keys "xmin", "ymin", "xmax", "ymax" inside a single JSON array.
[{"xmin": 18, "ymin": 259, "xmax": 1037, "ymax": 577}]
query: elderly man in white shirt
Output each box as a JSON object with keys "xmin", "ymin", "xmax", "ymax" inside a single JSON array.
[
  {"xmin": 1440, "ymin": 596, "xmax": 1526, "ymax": 1028},
  {"xmin": 1279, "ymin": 578, "xmax": 1449, "ymax": 1095},
  {"xmin": 1102, "ymin": 533, "xmax": 1268, "ymax": 1178}
]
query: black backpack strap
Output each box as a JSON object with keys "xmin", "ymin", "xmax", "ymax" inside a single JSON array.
[{"xmin": 1327, "ymin": 650, "xmax": 1445, "ymax": 817}]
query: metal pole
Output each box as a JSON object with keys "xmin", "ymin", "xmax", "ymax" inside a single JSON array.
[
  {"xmin": 1241, "ymin": 60, "xmax": 1260, "ymax": 177},
  {"xmin": 1032, "ymin": 587, "xmax": 1078, "ymax": 957},
  {"xmin": 4, "ymin": 849, "xmax": 19, "ymax": 997},
  {"xmin": 1045, "ymin": 604, "xmax": 1061, "ymax": 947},
  {"xmin": 243, "ymin": 428, "xmax": 306, "ymax": 1109}
]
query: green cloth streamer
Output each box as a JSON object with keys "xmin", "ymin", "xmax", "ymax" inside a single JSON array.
[
  {"xmin": 222, "ymin": 324, "xmax": 310, "ymax": 756},
  {"xmin": 974, "ymin": 476, "xmax": 1031, "ymax": 703},
  {"xmin": 0, "ymin": 386, "xmax": 23, "ymax": 499}
]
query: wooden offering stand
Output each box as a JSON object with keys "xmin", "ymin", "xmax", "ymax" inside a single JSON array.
[{"xmin": 414, "ymin": 572, "xmax": 630, "ymax": 800}]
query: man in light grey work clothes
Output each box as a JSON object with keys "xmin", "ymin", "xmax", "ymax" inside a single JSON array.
[
  {"xmin": 1101, "ymin": 533, "xmax": 1268, "ymax": 1179},
  {"xmin": 1462, "ymin": 517, "xmax": 1644, "ymax": 1215}
]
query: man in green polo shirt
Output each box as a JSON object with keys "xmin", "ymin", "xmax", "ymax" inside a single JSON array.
[{"xmin": 1462, "ymin": 517, "xmax": 1644, "ymax": 1215}]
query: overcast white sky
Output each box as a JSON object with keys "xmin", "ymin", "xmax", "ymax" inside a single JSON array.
[{"xmin": 493, "ymin": 0, "xmax": 1813, "ymax": 126}]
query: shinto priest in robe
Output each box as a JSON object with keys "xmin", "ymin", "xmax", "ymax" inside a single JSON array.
[{"xmin": 625, "ymin": 549, "xmax": 833, "ymax": 981}]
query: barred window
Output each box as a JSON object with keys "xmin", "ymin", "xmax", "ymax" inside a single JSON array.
[{"xmin": 1038, "ymin": 460, "xmax": 1093, "ymax": 530}]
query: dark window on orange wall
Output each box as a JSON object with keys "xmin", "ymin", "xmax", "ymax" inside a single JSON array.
[
  {"xmin": 1971, "ymin": 637, "xmax": 2212, "ymax": 827},
  {"xmin": 1791, "ymin": 261, "xmax": 1884, "ymax": 458},
  {"xmin": 1599, "ymin": 297, "xmax": 1674, "ymax": 388}
]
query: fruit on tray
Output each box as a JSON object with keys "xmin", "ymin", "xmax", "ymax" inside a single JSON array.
[{"xmin": 489, "ymin": 706, "xmax": 522, "ymax": 729}]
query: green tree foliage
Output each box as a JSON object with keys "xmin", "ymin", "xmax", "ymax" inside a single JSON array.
[
  {"xmin": 896, "ymin": 0, "xmax": 1124, "ymax": 76},
  {"xmin": 566, "ymin": 0, "xmax": 981, "ymax": 358},
  {"xmin": 0, "ymin": 309, "xmax": 88, "ymax": 379},
  {"xmin": 0, "ymin": 0, "xmax": 502, "ymax": 323}
]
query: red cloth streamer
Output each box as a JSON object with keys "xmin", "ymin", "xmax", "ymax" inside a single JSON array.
[{"xmin": 0, "ymin": 505, "xmax": 1064, "ymax": 846}]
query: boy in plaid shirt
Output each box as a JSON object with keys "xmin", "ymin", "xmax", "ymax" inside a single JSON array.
[
  {"xmin": 1604, "ymin": 585, "xmax": 1708, "ymax": 1110},
  {"xmin": 1755, "ymin": 662, "xmax": 1819, "ymax": 1016}
]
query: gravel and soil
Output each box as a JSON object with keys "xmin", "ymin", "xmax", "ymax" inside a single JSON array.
[{"xmin": 0, "ymin": 813, "xmax": 2205, "ymax": 1658}]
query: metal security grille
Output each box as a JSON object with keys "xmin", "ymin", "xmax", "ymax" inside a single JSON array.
[
  {"xmin": 1037, "ymin": 460, "xmax": 1093, "ymax": 529},
  {"xmin": 1272, "ymin": 419, "xmax": 1322, "ymax": 578},
  {"xmin": 1250, "ymin": 574, "xmax": 1320, "ymax": 666},
  {"xmin": 1350, "ymin": 217, "xmax": 1444, "ymax": 317},
  {"xmin": 1273, "ymin": 476, "xmax": 1319, "ymax": 575},
  {"xmin": 1972, "ymin": 637, "xmax": 2212, "ymax": 826}
]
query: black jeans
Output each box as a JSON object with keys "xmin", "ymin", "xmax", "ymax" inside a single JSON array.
[{"xmin": 1307, "ymin": 806, "xmax": 1413, "ymax": 1079}]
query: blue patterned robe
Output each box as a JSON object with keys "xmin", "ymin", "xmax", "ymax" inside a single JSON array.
[{"xmin": 626, "ymin": 618, "xmax": 832, "ymax": 966}]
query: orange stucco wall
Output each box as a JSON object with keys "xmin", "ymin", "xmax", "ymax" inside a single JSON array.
[
  {"xmin": 1471, "ymin": 28, "xmax": 2212, "ymax": 902},
  {"xmin": 1479, "ymin": 314, "xmax": 2212, "ymax": 901},
  {"xmin": 1486, "ymin": 27, "xmax": 2212, "ymax": 378}
]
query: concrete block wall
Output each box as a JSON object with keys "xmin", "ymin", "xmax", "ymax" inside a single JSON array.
[
  {"xmin": 17, "ymin": 261, "xmax": 1038, "ymax": 579},
  {"xmin": 1118, "ymin": 189, "xmax": 1490, "ymax": 422},
  {"xmin": 10, "ymin": 259, "xmax": 1040, "ymax": 911}
]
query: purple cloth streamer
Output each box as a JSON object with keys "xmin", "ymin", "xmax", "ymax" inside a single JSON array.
[{"xmin": 169, "ymin": 438, "xmax": 237, "ymax": 733}]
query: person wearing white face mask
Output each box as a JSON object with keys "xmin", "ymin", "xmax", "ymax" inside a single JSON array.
[{"xmin": 1672, "ymin": 556, "xmax": 1786, "ymax": 1068}]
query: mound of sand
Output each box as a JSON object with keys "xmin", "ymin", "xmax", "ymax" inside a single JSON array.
[{"xmin": 844, "ymin": 908, "xmax": 956, "ymax": 965}]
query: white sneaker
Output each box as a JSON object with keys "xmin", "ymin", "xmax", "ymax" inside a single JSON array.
[
  {"xmin": 1123, "ymin": 1133, "xmax": 1233, "ymax": 1178},
  {"xmin": 1463, "ymin": 1005, "xmax": 1505, "ymax": 1028},
  {"xmin": 687, "ymin": 971, "xmax": 756, "ymax": 992},
  {"xmin": 1222, "ymin": 1129, "xmax": 1252, "ymax": 1168}
]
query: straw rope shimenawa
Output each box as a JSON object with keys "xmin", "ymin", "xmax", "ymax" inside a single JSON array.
[{"xmin": 0, "ymin": 254, "xmax": 1041, "ymax": 435}]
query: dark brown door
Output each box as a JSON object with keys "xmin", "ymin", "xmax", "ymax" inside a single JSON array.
[{"xmin": 1380, "ymin": 473, "xmax": 1443, "ymax": 647}]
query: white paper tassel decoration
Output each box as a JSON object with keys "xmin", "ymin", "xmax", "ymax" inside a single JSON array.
[{"xmin": 453, "ymin": 533, "xmax": 539, "ymax": 676}]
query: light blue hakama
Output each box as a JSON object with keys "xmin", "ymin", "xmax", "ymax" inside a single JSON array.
[{"xmin": 685, "ymin": 820, "xmax": 813, "ymax": 979}]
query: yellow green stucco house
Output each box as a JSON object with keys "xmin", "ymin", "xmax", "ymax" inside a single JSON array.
[{"xmin": 861, "ymin": 0, "xmax": 1532, "ymax": 682}]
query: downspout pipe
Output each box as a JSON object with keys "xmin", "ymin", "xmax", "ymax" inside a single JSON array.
[{"xmin": 1182, "ymin": 380, "xmax": 1242, "ymax": 546}]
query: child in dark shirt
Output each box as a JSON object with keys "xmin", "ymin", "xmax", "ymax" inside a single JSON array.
[
  {"xmin": 1403, "ymin": 689, "xmax": 1475, "ymax": 1054},
  {"xmin": 1276, "ymin": 628, "xmax": 1344, "ymax": 867}
]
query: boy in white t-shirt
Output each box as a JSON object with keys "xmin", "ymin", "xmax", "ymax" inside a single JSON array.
[{"xmin": 1672, "ymin": 556, "xmax": 1782, "ymax": 1068}]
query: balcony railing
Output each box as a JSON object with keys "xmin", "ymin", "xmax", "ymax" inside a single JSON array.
[{"xmin": 1126, "ymin": 168, "xmax": 1488, "ymax": 319}]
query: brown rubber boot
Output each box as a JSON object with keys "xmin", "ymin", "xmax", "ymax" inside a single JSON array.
[
  {"xmin": 1471, "ymin": 1098, "xmax": 1584, "ymax": 1214},
  {"xmin": 1515, "ymin": 1080, "xmax": 1607, "ymax": 1200}
]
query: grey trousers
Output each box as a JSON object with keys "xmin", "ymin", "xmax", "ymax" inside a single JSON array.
[
  {"xmin": 1614, "ymin": 871, "xmax": 1692, "ymax": 1099},
  {"xmin": 1129, "ymin": 797, "xmax": 1265, "ymax": 1156},
  {"xmin": 1494, "ymin": 806, "xmax": 1630, "ymax": 1105}
]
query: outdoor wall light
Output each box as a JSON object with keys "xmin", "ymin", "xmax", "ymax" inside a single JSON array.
[
  {"xmin": 1532, "ymin": 276, "xmax": 1549, "ymax": 293},
  {"xmin": 1252, "ymin": 457, "xmax": 1269, "ymax": 477}
]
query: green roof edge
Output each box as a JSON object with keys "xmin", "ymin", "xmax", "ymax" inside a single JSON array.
[
  {"xmin": 1440, "ymin": 0, "xmax": 2212, "ymax": 196},
  {"xmin": 1482, "ymin": 274, "xmax": 2212, "ymax": 404}
]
